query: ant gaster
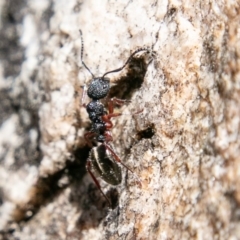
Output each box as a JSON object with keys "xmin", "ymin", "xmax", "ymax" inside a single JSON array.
[{"xmin": 79, "ymin": 30, "xmax": 149, "ymax": 207}]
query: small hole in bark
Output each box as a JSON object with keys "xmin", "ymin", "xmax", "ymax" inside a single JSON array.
[{"xmin": 136, "ymin": 124, "xmax": 155, "ymax": 140}]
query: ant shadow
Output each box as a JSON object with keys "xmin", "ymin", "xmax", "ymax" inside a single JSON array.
[
  {"xmin": 108, "ymin": 55, "xmax": 148, "ymax": 101},
  {"xmin": 68, "ymin": 146, "xmax": 121, "ymax": 234}
]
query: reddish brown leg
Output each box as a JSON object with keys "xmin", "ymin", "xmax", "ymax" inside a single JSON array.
[
  {"xmin": 103, "ymin": 97, "xmax": 141, "ymax": 128},
  {"xmin": 102, "ymin": 113, "xmax": 121, "ymax": 130},
  {"xmin": 108, "ymin": 97, "xmax": 130, "ymax": 114},
  {"xmin": 109, "ymin": 97, "xmax": 143, "ymax": 115},
  {"xmin": 103, "ymin": 143, "xmax": 142, "ymax": 187},
  {"xmin": 99, "ymin": 97, "xmax": 130, "ymax": 131},
  {"xmin": 86, "ymin": 159, "xmax": 112, "ymax": 208},
  {"xmin": 104, "ymin": 131, "xmax": 113, "ymax": 142},
  {"xmin": 84, "ymin": 131, "xmax": 96, "ymax": 147}
]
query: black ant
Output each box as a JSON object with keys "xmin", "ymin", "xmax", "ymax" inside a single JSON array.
[{"xmin": 79, "ymin": 30, "xmax": 150, "ymax": 207}]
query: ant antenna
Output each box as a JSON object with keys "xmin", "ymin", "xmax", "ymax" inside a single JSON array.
[
  {"xmin": 79, "ymin": 30, "xmax": 95, "ymax": 78},
  {"xmin": 102, "ymin": 47, "xmax": 150, "ymax": 78}
]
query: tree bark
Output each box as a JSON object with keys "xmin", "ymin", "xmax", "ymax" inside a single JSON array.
[{"xmin": 0, "ymin": 0, "xmax": 239, "ymax": 239}]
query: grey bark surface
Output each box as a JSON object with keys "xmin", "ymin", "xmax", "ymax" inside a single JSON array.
[{"xmin": 0, "ymin": 0, "xmax": 239, "ymax": 239}]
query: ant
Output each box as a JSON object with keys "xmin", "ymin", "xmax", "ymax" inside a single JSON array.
[{"xmin": 79, "ymin": 30, "xmax": 150, "ymax": 207}]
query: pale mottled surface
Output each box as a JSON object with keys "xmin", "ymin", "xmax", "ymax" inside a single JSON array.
[{"xmin": 0, "ymin": 0, "xmax": 239, "ymax": 239}]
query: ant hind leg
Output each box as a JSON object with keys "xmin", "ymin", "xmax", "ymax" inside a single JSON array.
[{"xmin": 86, "ymin": 159, "xmax": 112, "ymax": 208}]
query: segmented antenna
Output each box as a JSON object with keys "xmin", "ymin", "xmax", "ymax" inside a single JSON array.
[
  {"xmin": 102, "ymin": 47, "xmax": 150, "ymax": 78},
  {"xmin": 79, "ymin": 30, "xmax": 94, "ymax": 78}
]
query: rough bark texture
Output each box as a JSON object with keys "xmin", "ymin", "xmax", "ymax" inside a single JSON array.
[{"xmin": 0, "ymin": 0, "xmax": 239, "ymax": 239}]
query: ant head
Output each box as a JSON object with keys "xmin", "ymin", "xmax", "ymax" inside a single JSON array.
[{"xmin": 87, "ymin": 77, "xmax": 110, "ymax": 100}]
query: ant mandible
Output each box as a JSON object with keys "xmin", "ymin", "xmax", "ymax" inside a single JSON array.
[{"xmin": 79, "ymin": 30, "xmax": 150, "ymax": 207}]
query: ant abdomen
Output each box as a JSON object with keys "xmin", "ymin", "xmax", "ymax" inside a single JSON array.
[{"xmin": 89, "ymin": 144, "xmax": 122, "ymax": 186}]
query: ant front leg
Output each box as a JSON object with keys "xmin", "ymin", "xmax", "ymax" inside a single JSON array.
[
  {"xmin": 108, "ymin": 97, "xmax": 130, "ymax": 114},
  {"xmin": 102, "ymin": 113, "xmax": 121, "ymax": 130},
  {"xmin": 110, "ymin": 97, "xmax": 143, "ymax": 115},
  {"xmin": 86, "ymin": 159, "xmax": 112, "ymax": 207},
  {"xmin": 101, "ymin": 97, "xmax": 130, "ymax": 130},
  {"xmin": 80, "ymin": 85, "xmax": 88, "ymax": 108},
  {"xmin": 102, "ymin": 97, "xmax": 141, "ymax": 132}
]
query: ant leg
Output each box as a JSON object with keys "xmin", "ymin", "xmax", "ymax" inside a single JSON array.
[
  {"xmin": 109, "ymin": 97, "xmax": 144, "ymax": 115},
  {"xmin": 80, "ymin": 85, "xmax": 88, "ymax": 107},
  {"xmin": 103, "ymin": 143, "xmax": 133, "ymax": 174},
  {"xmin": 104, "ymin": 131, "xmax": 113, "ymax": 142},
  {"xmin": 102, "ymin": 113, "xmax": 121, "ymax": 130},
  {"xmin": 84, "ymin": 131, "xmax": 96, "ymax": 147},
  {"xmin": 86, "ymin": 159, "xmax": 112, "ymax": 208},
  {"xmin": 102, "ymin": 97, "xmax": 141, "ymax": 129},
  {"xmin": 103, "ymin": 143, "xmax": 142, "ymax": 187},
  {"xmin": 100, "ymin": 97, "xmax": 128, "ymax": 129},
  {"xmin": 108, "ymin": 97, "xmax": 130, "ymax": 114}
]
